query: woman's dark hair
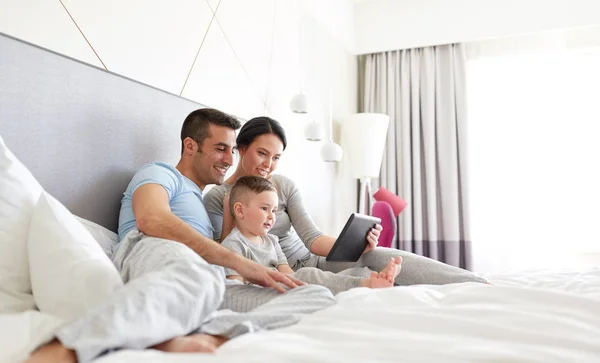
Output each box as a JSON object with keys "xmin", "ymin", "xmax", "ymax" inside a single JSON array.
[{"xmin": 236, "ymin": 116, "xmax": 287, "ymax": 151}]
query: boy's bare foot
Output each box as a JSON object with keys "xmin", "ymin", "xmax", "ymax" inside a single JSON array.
[
  {"xmin": 24, "ymin": 339, "xmax": 76, "ymax": 363},
  {"xmin": 361, "ymin": 271, "xmax": 394, "ymax": 288},
  {"xmin": 378, "ymin": 256, "xmax": 402, "ymax": 283},
  {"xmin": 152, "ymin": 334, "xmax": 228, "ymax": 353}
]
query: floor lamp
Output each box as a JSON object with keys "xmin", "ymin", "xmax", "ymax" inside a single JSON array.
[{"xmin": 343, "ymin": 113, "xmax": 390, "ymax": 214}]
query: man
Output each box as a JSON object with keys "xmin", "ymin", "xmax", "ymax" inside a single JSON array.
[{"xmin": 27, "ymin": 108, "xmax": 335, "ymax": 363}]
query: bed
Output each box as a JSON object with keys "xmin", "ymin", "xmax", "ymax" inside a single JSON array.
[
  {"xmin": 2, "ymin": 268, "xmax": 599, "ymax": 362},
  {"xmin": 1, "ymin": 33, "xmax": 600, "ymax": 363}
]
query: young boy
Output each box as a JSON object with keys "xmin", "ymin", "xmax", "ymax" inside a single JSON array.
[{"xmin": 221, "ymin": 176, "xmax": 402, "ymax": 295}]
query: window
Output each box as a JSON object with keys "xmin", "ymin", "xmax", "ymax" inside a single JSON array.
[{"xmin": 468, "ymin": 48, "xmax": 600, "ymax": 272}]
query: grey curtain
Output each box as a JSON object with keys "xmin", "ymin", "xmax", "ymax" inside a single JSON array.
[{"xmin": 360, "ymin": 44, "xmax": 472, "ymax": 269}]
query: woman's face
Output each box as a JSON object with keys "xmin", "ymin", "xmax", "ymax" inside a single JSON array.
[{"xmin": 238, "ymin": 133, "xmax": 284, "ymax": 178}]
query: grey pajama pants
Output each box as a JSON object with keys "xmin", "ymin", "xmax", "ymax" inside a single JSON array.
[
  {"xmin": 292, "ymin": 247, "xmax": 487, "ymax": 286},
  {"xmin": 220, "ymin": 267, "xmax": 367, "ymax": 299},
  {"xmin": 55, "ymin": 231, "xmax": 335, "ymax": 363},
  {"xmin": 291, "ymin": 267, "xmax": 368, "ymax": 295}
]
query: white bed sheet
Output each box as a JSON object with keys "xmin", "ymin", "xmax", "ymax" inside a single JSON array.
[{"xmin": 3, "ymin": 268, "xmax": 600, "ymax": 363}]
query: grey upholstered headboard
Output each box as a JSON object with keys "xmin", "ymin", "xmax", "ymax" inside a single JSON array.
[{"xmin": 0, "ymin": 33, "xmax": 205, "ymax": 232}]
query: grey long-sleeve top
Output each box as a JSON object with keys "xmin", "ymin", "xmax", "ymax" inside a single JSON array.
[{"xmin": 204, "ymin": 174, "xmax": 323, "ymax": 263}]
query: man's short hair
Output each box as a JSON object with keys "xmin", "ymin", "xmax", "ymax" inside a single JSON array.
[
  {"xmin": 180, "ymin": 108, "xmax": 242, "ymax": 153},
  {"xmin": 229, "ymin": 176, "xmax": 277, "ymax": 217}
]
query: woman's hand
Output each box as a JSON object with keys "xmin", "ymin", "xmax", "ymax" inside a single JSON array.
[
  {"xmin": 235, "ymin": 259, "xmax": 305, "ymax": 293},
  {"xmin": 363, "ymin": 224, "xmax": 382, "ymax": 254}
]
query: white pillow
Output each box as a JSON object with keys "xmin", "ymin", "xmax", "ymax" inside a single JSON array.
[
  {"xmin": 76, "ymin": 216, "xmax": 118, "ymax": 258},
  {"xmin": 0, "ymin": 136, "xmax": 41, "ymax": 313},
  {"xmin": 28, "ymin": 192, "xmax": 123, "ymax": 320}
]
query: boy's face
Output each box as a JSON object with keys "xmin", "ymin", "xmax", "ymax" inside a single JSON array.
[{"xmin": 236, "ymin": 190, "xmax": 278, "ymax": 237}]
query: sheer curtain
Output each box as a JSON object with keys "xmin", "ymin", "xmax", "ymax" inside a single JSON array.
[{"xmin": 466, "ymin": 27, "xmax": 600, "ymax": 272}]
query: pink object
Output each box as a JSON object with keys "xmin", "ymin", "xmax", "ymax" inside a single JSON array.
[
  {"xmin": 373, "ymin": 186, "xmax": 407, "ymax": 217},
  {"xmin": 371, "ymin": 201, "xmax": 396, "ymax": 248}
]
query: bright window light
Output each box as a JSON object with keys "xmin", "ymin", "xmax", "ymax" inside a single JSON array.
[{"xmin": 468, "ymin": 48, "xmax": 600, "ymax": 272}]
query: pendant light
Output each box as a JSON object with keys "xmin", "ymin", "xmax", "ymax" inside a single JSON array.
[
  {"xmin": 290, "ymin": 0, "xmax": 308, "ymax": 114},
  {"xmin": 290, "ymin": 94, "xmax": 308, "ymax": 114},
  {"xmin": 320, "ymin": 12, "xmax": 342, "ymax": 162},
  {"xmin": 304, "ymin": 119, "xmax": 324, "ymax": 141},
  {"xmin": 321, "ymin": 88, "xmax": 343, "ymax": 162}
]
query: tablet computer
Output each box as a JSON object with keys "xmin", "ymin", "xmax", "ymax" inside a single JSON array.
[{"xmin": 326, "ymin": 213, "xmax": 381, "ymax": 262}]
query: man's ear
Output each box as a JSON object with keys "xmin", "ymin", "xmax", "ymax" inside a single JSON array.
[
  {"xmin": 233, "ymin": 202, "xmax": 244, "ymax": 219},
  {"xmin": 182, "ymin": 137, "xmax": 198, "ymax": 155}
]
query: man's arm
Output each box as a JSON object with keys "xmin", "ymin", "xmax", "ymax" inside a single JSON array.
[
  {"xmin": 132, "ymin": 184, "xmax": 302, "ymax": 292},
  {"xmin": 277, "ymin": 264, "xmax": 295, "ymax": 274}
]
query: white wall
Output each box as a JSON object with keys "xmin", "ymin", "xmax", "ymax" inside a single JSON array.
[
  {"xmin": 0, "ymin": 0, "xmax": 358, "ymax": 235},
  {"xmin": 355, "ymin": 0, "xmax": 600, "ymax": 54}
]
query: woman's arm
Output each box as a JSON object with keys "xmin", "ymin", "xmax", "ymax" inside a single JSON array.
[
  {"xmin": 311, "ymin": 224, "xmax": 383, "ymax": 256},
  {"xmin": 204, "ymin": 186, "xmax": 235, "ymax": 242},
  {"xmin": 308, "ymin": 235, "xmax": 337, "ymax": 256},
  {"xmin": 280, "ymin": 176, "xmax": 382, "ymax": 256},
  {"xmin": 220, "ymin": 193, "xmax": 235, "ymax": 241},
  {"xmin": 226, "ymin": 275, "xmax": 244, "ymax": 282},
  {"xmin": 279, "ymin": 176, "xmax": 326, "ymax": 251},
  {"xmin": 311, "ymin": 225, "xmax": 383, "ymax": 256}
]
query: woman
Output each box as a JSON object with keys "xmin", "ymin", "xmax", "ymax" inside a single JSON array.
[{"xmin": 204, "ymin": 117, "xmax": 487, "ymax": 285}]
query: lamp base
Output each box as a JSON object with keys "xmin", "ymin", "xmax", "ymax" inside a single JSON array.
[{"xmin": 358, "ymin": 177, "xmax": 372, "ymax": 215}]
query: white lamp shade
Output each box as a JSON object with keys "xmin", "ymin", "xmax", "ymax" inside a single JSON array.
[
  {"xmin": 304, "ymin": 121, "xmax": 323, "ymax": 141},
  {"xmin": 343, "ymin": 113, "xmax": 390, "ymax": 178},
  {"xmin": 290, "ymin": 94, "xmax": 308, "ymax": 113},
  {"xmin": 321, "ymin": 142, "xmax": 343, "ymax": 162}
]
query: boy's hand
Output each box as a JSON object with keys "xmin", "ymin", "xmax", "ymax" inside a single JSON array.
[
  {"xmin": 235, "ymin": 259, "xmax": 304, "ymax": 293},
  {"xmin": 363, "ymin": 224, "xmax": 382, "ymax": 254}
]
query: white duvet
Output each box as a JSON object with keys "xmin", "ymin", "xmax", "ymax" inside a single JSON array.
[{"xmin": 3, "ymin": 268, "xmax": 600, "ymax": 363}]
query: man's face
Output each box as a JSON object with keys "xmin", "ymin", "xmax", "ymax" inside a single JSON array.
[{"xmin": 192, "ymin": 123, "xmax": 236, "ymax": 187}]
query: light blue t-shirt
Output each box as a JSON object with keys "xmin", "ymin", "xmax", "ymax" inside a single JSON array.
[{"xmin": 117, "ymin": 162, "xmax": 214, "ymax": 241}]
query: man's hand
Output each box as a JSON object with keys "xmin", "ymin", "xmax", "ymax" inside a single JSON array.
[
  {"xmin": 235, "ymin": 259, "xmax": 305, "ymax": 293},
  {"xmin": 363, "ymin": 224, "xmax": 383, "ymax": 255}
]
